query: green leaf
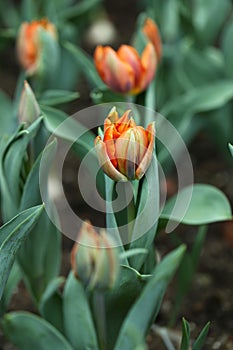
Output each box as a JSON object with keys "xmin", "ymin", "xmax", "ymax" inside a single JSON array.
[
  {"xmin": 161, "ymin": 80, "xmax": 233, "ymax": 118},
  {"xmin": 2, "ymin": 312, "xmax": 73, "ymax": 350},
  {"xmin": 0, "ymin": 118, "xmax": 43, "ymax": 221},
  {"xmin": 193, "ymin": 322, "xmax": 210, "ymax": 350},
  {"xmin": 105, "ymin": 265, "xmax": 147, "ymax": 349},
  {"xmin": 114, "ymin": 245, "xmax": 186, "ymax": 350},
  {"xmin": 0, "ymin": 90, "xmax": 15, "ymax": 136},
  {"xmin": 229, "ymin": 143, "xmax": 233, "ymax": 156},
  {"xmin": 57, "ymin": 0, "xmax": 102, "ymax": 21},
  {"xmin": 221, "ymin": 19, "xmax": 233, "ymax": 78},
  {"xmin": 180, "ymin": 318, "xmax": 190, "ymax": 350},
  {"xmin": 63, "ymin": 41, "xmax": 106, "ymax": 89},
  {"xmin": 63, "ymin": 272, "xmax": 98, "ymax": 349},
  {"xmin": 129, "ymin": 155, "xmax": 159, "ymax": 271},
  {"xmin": 0, "ymin": 205, "xmax": 44, "ymax": 300},
  {"xmin": 192, "ymin": 0, "xmax": 231, "ymax": 46},
  {"xmin": 161, "ymin": 184, "xmax": 232, "ymax": 225},
  {"xmin": 0, "ymin": 262, "xmax": 21, "ymax": 315},
  {"xmin": 39, "ymin": 277, "xmax": 65, "ymax": 333},
  {"xmin": 38, "ymin": 90, "xmax": 79, "ymax": 106}
]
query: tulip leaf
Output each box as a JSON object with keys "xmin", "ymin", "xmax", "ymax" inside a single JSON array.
[
  {"xmin": 114, "ymin": 245, "xmax": 186, "ymax": 350},
  {"xmin": 39, "ymin": 277, "xmax": 65, "ymax": 334},
  {"xmin": 17, "ymin": 138, "xmax": 61, "ymax": 303},
  {"xmin": 0, "ymin": 90, "xmax": 15, "ymax": 136},
  {"xmin": 161, "ymin": 184, "xmax": 232, "ymax": 226},
  {"xmin": 0, "ymin": 117, "xmax": 43, "ymax": 221},
  {"xmin": 38, "ymin": 90, "xmax": 79, "ymax": 106},
  {"xmin": 229, "ymin": 143, "xmax": 233, "ymax": 157},
  {"xmin": 161, "ymin": 80, "xmax": 233, "ymax": 119},
  {"xmin": 58, "ymin": 0, "xmax": 101, "ymax": 21},
  {"xmin": 180, "ymin": 318, "xmax": 190, "ymax": 350},
  {"xmin": 63, "ymin": 41, "xmax": 106, "ymax": 89},
  {"xmin": 129, "ymin": 154, "xmax": 159, "ymax": 272},
  {"xmin": 193, "ymin": 322, "xmax": 210, "ymax": 350},
  {"xmin": 192, "ymin": 0, "xmax": 231, "ymax": 46},
  {"xmin": 105, "ymin": 265, "xmax": 147, "ymax": 349},
  {"xmin": 221, "ymin": 19, "xmax": 233, "ymax": 78},
  {"xmin": 0, "ymin": 205, "xmax": 44, "ymax": 300},
  {"xmin": 63, "ymin": 272, "xmax": 99, "ymax": 350},
  {"xmin": 2, "ymin": 312, "xmax": 73, "ymax": 350}
]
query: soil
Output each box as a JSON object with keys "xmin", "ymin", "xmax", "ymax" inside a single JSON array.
[{"xmin": 1, "ymin": 1, "xmax": 233, "ymax": 349}]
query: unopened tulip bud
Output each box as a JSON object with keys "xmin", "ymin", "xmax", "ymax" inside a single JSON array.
[
  {"xmin": 95, "ymin": 107, "xmax": 155, "ymax": 181},
  {"xmin": 71, "ymin": 221, "xmax": 119, "ymax": 291},
  {"xmin": 18, "ymin": 81, "xmax": 41, "ymax": 124},
  {"xmin": 143, "ymin": 18, "xmax": 162, "ymax": 62},
  {"xmin": 17, "ymin": 18, "xmax": 58, "ymax": 76}
]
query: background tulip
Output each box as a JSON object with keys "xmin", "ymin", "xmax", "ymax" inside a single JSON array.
[
  {"xmin": 17, "ymin": 18, "xmax": 58, "ymax": 76},
  {"xmin": 95, "ymin": 107, "xmax": 155, "ymax": 181},
  {"xmin": 71, "ymin": 221, "xmax": 119, "ymax": 291}
]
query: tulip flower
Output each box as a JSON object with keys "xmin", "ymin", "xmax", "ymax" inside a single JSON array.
[
  {"xmin": 94, "ymin": 43, "xmax": 156, "ymax": 95},
  {"xmin": 17, "ymin": 18, "xmax": 57, "ymax": 76},
  {"xmin": 143, "ymin": 18, "xmax": 162, "ymax": 62},
  {"xmin": 95, "ymin": 107, "xmax": 155, "ymax": 181},
  {"xmin": 71, "ymin": 221, "xmax": 119, "ymax": 291}
]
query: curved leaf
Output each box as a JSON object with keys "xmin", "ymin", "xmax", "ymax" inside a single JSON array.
[
  {"xmin": 161, "ymin": 184, "xmax": 232, "ymax": 225},
  {"xmin": 2, "ymin": 312, "xmax": 73, "ymax": 350}
]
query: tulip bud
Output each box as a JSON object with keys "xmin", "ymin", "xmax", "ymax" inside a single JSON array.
[
  {"xmin": 95, "ymin": 107, "xmax": 155, "ymax": 181},
  {"xmin": 17, "ymin": 18, "xmax": 58, "ymax": 76},
  {"xmin": 71, "ymin": 221, "xmax": 119, "ymax": 291},
  {"xmin": 18, "ymin": 81, "xmax": 41, "ymax": 125},
  {"xmin": 143, "ymin": 18, "xmax": 162, "ymax": 62}
]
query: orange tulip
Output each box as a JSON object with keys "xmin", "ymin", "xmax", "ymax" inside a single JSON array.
[
  {"xmin": 17, "ymin": 18, "xmax": 57, "ymax": 75},
  {"xmin": 95, "ymin": 107, "xmax": 155, "ymax": 181},
  {"xmin": 143, "ymin": 18, "xmax": 162, "ymax": 62},
  {"xmin": 94, "ymin": 43, "xmax": 156, "ymax": 95}
]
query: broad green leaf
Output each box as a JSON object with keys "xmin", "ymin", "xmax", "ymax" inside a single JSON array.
[
  {"xmin": 105, "ymin": 265, "xmax": 147, "ymax": 349},
  {"xmin": 3, "ymin": 312, "xmax": 73, "ymax": 350},
  {"xmin": 20, "ymin": 0, "xmax": 38, "ymax": 20},
  {"xmin": 38, "ymin": 90, "xmax": 79, "ymax": 106},
  {"xmin": 161, "ymin": 184, "xmax": 232, "ymax": 225},
  {"xmin": 0, "ymin": 90, "xmax": 15, "ymax": 136},
  {"xmin": 39, "ymin": 277, "xmax": 65, "ymax": 333},
  {"xmin": 0, "ymin": 118, "xmax": 43, "ymax": 220},
  {"xmin": 192, "ymin": 0, "xmax": 231, "ymax": 46},
  {"xmin": 161, "ymin": 80, "xmax": 233, "ymax": 118},
  {"xmin": 129, "ymin": 155, "xmax": 159, "ymax": 272},
  {"xmin": 0, "ymin": 205, "xmax": 44, "ymax": 300},
  {"xmin": 0, "ymin": 262, "xmax": 21, "ymax": 315},
  {"xmin": 57, "ymin": 0, "xmax": 102, "ymax": 21},
  {"xmin": 114, "ymin": 245, "xmax": 186, "ymax": 350},
  {"xmin": 180, "ymin": 318, "xmax": 190, "ymax": 350},
  {"xmin": 229, "ymin": 143, "xmax": 233, "ymax": 156},
  {"xmin": 193, "ymin": 322, "xmax": 210, "ymax": 350},
  {"xmin": 63, "ymin": 41, "xmax": 106, "ymax": 89},
  {"xmin": 63, "ymin": 272, "xmax": 98, "ymax": 350},
  {"xmin": 222, "ymin": 19, "xmax": 233, "ymax": 78},
  {"xmin": 90, "ymin": 88, "xmax": 125, "ymax": 104}
]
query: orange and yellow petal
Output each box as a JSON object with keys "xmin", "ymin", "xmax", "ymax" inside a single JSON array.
[
  {"xmin": 139, "ymin": 43, "xmax": 157, "ymax": 91},
  {"xmin": 117, "ymin": 45, "xmax": 142, "ymax": 86},
  {"xmin": 143, "ymin": 18, "xmax": 162, "ymax": 61},
  {"xmin": 95, "ymin": 136, "xmax": 128, "ymax": 181}
]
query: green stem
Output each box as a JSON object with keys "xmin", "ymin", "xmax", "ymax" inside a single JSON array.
[{"xmin": 93, "ymin": 292, "xmax": 107, "ymax": 350}]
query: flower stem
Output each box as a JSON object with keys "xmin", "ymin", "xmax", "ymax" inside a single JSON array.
[{"xmin": 93, "ymin": 292, "xmax": 107, "ymax": 350}]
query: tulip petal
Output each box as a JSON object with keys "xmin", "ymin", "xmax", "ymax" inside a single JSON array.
[
  {"xmin": 115, "ymin": 129, "xmax": 137, "ymax": 179},
  {"xmin": 94, "ymin": 46, "xmax": 135, "ymax": 93},
  {"xmin": 95, "ymin": 136, "xmax": 128, "ymax": 182},
  {"xmin": 135, "ymin": 122, "xmax": 155, "ymax": 180},
  {"xmin": 104, "ymin": 106, "xmax": 119, "ymax": 132},
  {"xmin": 143, "ymin": 18, "xmax": 162, "ymax": 61},
  {"xmin": 117, "ymin": 45, "xmax": 143, "ymax": 86},
  {"xmin": 139, "ymin": 43, "xmax": 157, "ymax": 91}
]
